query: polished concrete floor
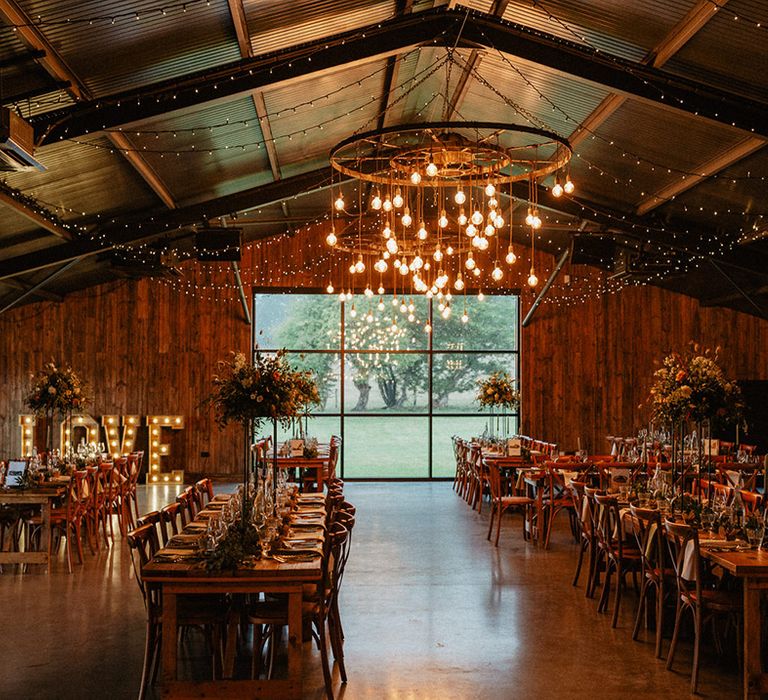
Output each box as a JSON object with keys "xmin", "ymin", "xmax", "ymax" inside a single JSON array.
[{"xmin": 1, "ymin": 482, "xmax": 739, "ymax": 699}]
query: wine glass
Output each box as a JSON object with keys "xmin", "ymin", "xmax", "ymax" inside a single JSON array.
[
  {"xmin": 700, "ymin": 507, "xmax": 715, "ymax": 535},
  {"xmin": 745, "ymin": 515, "xmax": 764, "ymax": 550}
]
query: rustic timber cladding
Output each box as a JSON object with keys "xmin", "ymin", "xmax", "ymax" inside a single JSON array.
[{"xmin": 1, "ymin": 241, "xmax": 768, "ymax": 474}]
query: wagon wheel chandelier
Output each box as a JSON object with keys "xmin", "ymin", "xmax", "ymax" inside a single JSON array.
[{"xmin": 324, "ymin": 120, "xmax": 574, "ymax": 329}]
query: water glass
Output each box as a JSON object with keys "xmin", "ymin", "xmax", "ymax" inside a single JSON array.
[{"xmin": 745, "ymin": 516, "xmax": 765, "ymax": 550}]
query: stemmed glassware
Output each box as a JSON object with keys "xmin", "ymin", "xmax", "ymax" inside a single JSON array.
[{"xmin": 745, "ymin": 514, "xmax": 765, "ymax": 550}]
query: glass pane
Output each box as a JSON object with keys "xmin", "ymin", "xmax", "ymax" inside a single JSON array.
[
  {"xmin": 260, "ymin": 415, "xmax": 341, "ymax": 446},
  {"xmin": 254, "ymin": 293, "xmax": 340, "ymax": 351},
  {"xmin": 345, "ymin": 294, "xmax": 428, "ymax": 351},
  {"xmin": 431, "ymin": 415, "xmax": 519, "ymax": 477},
  {"xmin": 283, "ymin": 352, "xmax": 341, "ymax": 413},
  {"xmin": 342, "ymin": 417, "xmax": 428, "ymax": 478},
  {"xmin": 432, "ymin": 352, "xmax": 518, "ymax": 414},
  {"xmin": 343, "ymin": 353, "xmax": 428, "ymax": 414},
  {"xmin": 432, "ymin": 294, "xmax": 517, "ymax": 351}
]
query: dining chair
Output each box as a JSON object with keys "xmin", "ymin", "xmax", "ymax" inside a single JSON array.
[
  {"xmin": 136, "ymin": 511, "xmax": 163, "ymax": 551},
  {"xmin": 629, "ymin": 504, "xmax": 669, "ymax": 658},
  {"xmin": 543, "ymin": 463, "xmax": 576, "ymax": 548},
  {"xmin": 593, "ymin": 494, "xmax": 642, "ymax": 627},
  {"xmin": 739, "ymin": 489, "xmax": 762, "ymax": 515},
  {"xmin": 569, "ymin": 481, "xmax": 595, "ymax": 591},
  {"xmin": 113, "ymin": 456, "xmax": 131, "ymax": 535},
  {"xmin": 125, "ymin": 453, "xmax": 142, "ymax": 528},
  {"xmin": 195, "ymin": 478, "xmax": 215, "ymax": 508},
  {"xmin": 712, "ymin": 482, "xmax": 734, "ymax": 508},
  {"xmin": 663, "ymin": 518, "xmax": 741, "ymax": 693},
  {"xmin": 83, "ymin": 465, "xmax": 100, "ymax": 554},
  {"xmin": 176, "ymin": 489, "xmax": 195, "ymax": 528},
  {"xmin": 159, "ymin": 502, "xmax": 181, "ymax": 543},
  {"xmin": 127, "ymin": 524, "xmax": 230, "ymax": 699},
  {"xmin": 583, "ymin": 486, "xmax": 605, "ymax": 598},
  {"xmin": 486, "ymin": 462, "xmax": 534, "ymax": 546}
]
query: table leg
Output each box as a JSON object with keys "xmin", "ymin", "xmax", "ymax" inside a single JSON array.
[
  {"xmin": 40, "ymin": 499, "xmax": 51, "ymax": 572},
  {"xmin": 161, "ymin": 590, "xmax": 178, "ymax": 684},
  {"xmin": 317, "ymin": 465, "xmax": 324, "ymax": 494},
  {"xmin": 287, "ymin": 589, "xmax": 303, "ymax": 696},
  {"xmin": 744, "ymin": 577, "xmax": 764, "ymax": 699}
]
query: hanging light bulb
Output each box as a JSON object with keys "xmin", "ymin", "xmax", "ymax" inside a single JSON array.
[
  {"xmin": 371, "ymin": 191, "xmax": 383, "ymax": 209},
  {"xmin": 374, "ymin": 259, "xmax": 388, "ymax": 273},
  {"xmin": 446, "ymin": 245, "xmax": 454, "ymax": 255},
  {"xmin": 364, "ymin": 286, "xmax": 374, "ymax": 297},
  {"xmin": 393, "ymin": 188, "xmax": 404, "ymax": 208},
  {"xmin": 410, "ymin": 170, "xmax": 422, "ymax": 185},
  {"xmin": 472, "ymin": 267, "xmax": 481, "ymax": 277},
  {"xmin": 424, "ymin": 322, "xmax": 432, "ymax": 334},
  {"xmin": 425, "ymin": 289, "xmax": 434, "ymax": 299},
  {"xmin": 417, "ymin": 222, "xmax": 428, "ymax": 240},
  {"xmin": 377, "ymin": 298, "xmax": 385, "ymax": 311},
  {"xmin": 346, "ymin": 290, "xmax": 353, "ymax": 301},
  {"xmin": 457, "ymin": 208, "xmax": 468, "ymax": 227},
  {"xmin": 433, "ymin": 245, "xmax": 443, "ymax": 262},
  {"xmin": 505, "ymin": 246, "xmax": 517, "ymax": 265},
  {"xmin": 461, "ymin": 310, "xmax": 469, "ymax": 324},
  {"xmin": 326, "ymin": 229, "xmax": 337, "ymax": 246},
  {"xmin": 366, "ymin": 311, "xmax": 374, "ymax": 323},
  {"xmin": 455, "ymin": 188, "xmax": 466, "ymax": 204},
  {"xmin": 393, "ymin": 258, "xmax": 401, "ymax": 269},
  {"xmin": 412, "ymin": 255, "xmax": 424, "ymax": 269},
  {"xmin": 465, "ymin": 223, "xmax": 477, "ymax": 237},
  {"xmin": 349, "ymin": 263, "xmax": 356, "ymax": 275},
  {"xmin": 563, "ymin": 175, "xmax": 574, "ymax": 194},
  {"xmin": 378, "ymin": 285, "xmax": 385, "ymax": 295},
  {"xmin": 355, "ymin": 255, "xmax": 365, "ymax": 273},
  {"xmin": 477, "ymin": 237, "xmax": 489, "ymax": 251},
  {"xmin": 488, "ymin": 197, "xmax": 498, "ymax": 209},
  {"xmin": 478, "ymin": 291, "xmax": 485, "ymax": 301},
  {"xmin": 494, "ymin": 214, "xmax": 504, "ymax": 228},
  {"xmin": 326, "ymin": 284, "xmax": 334, "ymax": 294},
  {"xmin": 408, "ymin": 301, "xmax": 415, "ymax": 312},
  {"xmin": 383, "ymin": 250, "xmax": 390, "ymax": 259},
  {"xmin": 465, "ymin": 253, "xmax": 476, "ymax": 270},
  {"xmin": 426, "ymin": 158, "xmax": 438, "ymax": 178},
  {"xmin": 383, "ymin": 194, "xmax": 393, "ymax": 212},
  {"xmin": 442, "ymin": 305, "xmax": 452, "ymax": 319},
  {"xmin": 386, "ymin": 237, "xmax": 398, "ymax": 254},
  {"xmin": 399, "ymin": 301, "xmax": 408, "ymax": 313},
  {"xmin": 401, "ymin": 208, "xmax": 412, "ymax": 227},
  {"xmin": 438, "ymin": 210, "xmax": 448, "ymax": 228},
  {"xmin": 408, "ymin": 313, "xmax": 415, "ymax": 322},
  {"xmin": 525, "ymin": 208, "xmax": 534, "ymax": 226},
  {"xmin": 338, "ymin": 292, "xmax": 346, "ymax": 302},
  {"xmin": 391, "ymin": 319, "xmax": 398, "ymax": 332},
  {"xmin": 424, "ymin": 261, "xmax": 430, "ymax": 271},
  {"xmin": 471, "ymin": 210, "xmax": 483, "ymax": 226},
  {"xmin": 454, "ymin": 273, "xmax": 465, "ymax": 291},
  {"xmin": 492, "ymin": 265, "xmax": 503, "ymax": 281},
  {"xmin": 399, "ymin": 262, "xmax": 410, "ymax": 275},
  {"xmin": 435, "ymin": 274, "xmax": 447, "ymax": 289},
  {"xmin": 485, "ymin": 181, "xmax": 496, "ymax": 197},
  {"xmin": 551, "ymin": 178, "xmax": 563, "ymax": 198},
  {"xmin": 334, "ymin": 193, "xmax": 345, "ymax": 211},
  {"xmin": 382, "ymin": 223, "xmax": 392, "ymax": 238},
  {"xmin": 392, "ymin": 296, "xmax": 399, "ymax": 307},
  {"xmin": 350, "ymin": 304, "xmax": 357, "ymax": 318},
  {"xmin": 528, "ymin": 268, "xmax": 539, "ymax": 287},
  {"xmin": 532, "ymin": 211, "xmax": 542, "ymax": 229},
  {"xmin": 472, "ymin": 235, "xmax": 481, "ymax": 248},
  {"xmin": 484, "ymin": 224, "xmax": 495, "ymax": 237}
]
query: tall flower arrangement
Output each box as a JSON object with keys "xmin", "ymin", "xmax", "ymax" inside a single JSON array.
[
  {"xmin": 475, "ymin": 371, "xmax": 520, "ymax": 411},
  {"xmin": 24, "ymin": 362, "xmax": 88, "ymax": 416},
  {"xmin": 647, "ymin": 344, "xmax": 743, "ymax": 426}
]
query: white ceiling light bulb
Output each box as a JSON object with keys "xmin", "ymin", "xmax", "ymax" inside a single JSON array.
[
  {"xmin": 349, "ymin": 263, "xmax": 356, "ymax": 275},
  {"xmin": 563, "ymin": 175, "xmax": 574, "ymax": 194},
  {"xmin": 477, "ymin": 237, "xmax": 489, "ymax": 251},
  {"xmin": 326, "ymin": 229, "xmax": 337, "ymax": 246},
  {"xmin": 551, "ymin": 179, "xmax": 563, "ymax": 198},
  {"xmin": 378, "ymin": 285, "xmax": 385, "ymax": 295},
  {"xmin": 488, "ymin": 197, "xmax": 498, "ymax": 209},
  {"xmin": 424, "ymin": 322, "xmax": 432, "ymax": 334},
  {"xmin": 457, "ymin": 209, "xmax": 468, "ymax": 226},
  {"xmin": 525, "ymin": 208, "xmax": 534, "ymax": 226},
  {"xmin": 401, "ymin": 208, "xmax": 412, "ymax": 227},
  {"xmin": 465, "ymin": 253, "xmax": 476, "ymax": 270},
  {"xmin": 345, "ymin": 290, "xmax": 353, "ymax": 300},
  {"xmin": 471, "ymin": 210, "xmax": 483, "ymax": 226},
  {"xmin": 433, "ymin": 245, "xmax": 443, "ymax": 262},
  {"xmin": 408, "ymin": 302, "xmax": 415, "ymax": 312},
  {"xmin": 442, "ymin": 305, "xmax": 452, "ymax": 319},
  {"xmin": 461, "ymin": 310, "xmax": 469, "ymax": 324},
  {"xmin": 383, "ymin": 194, "xmax": 393, "ymax": 212},
  {"xmin": 446, "ymin": 245, "xmax": 454, "ymax": 255},
  {"xmin": 386, "ymin": 237, "xmax": 398, "ymax": 254},
  {"xmin": 392, "ymin": 296, "xmax": 400, "ymax": 307},
  {"xmin": 378, "ymin": 298, "xmax": 385, "ymax": 310},
  {"xmin": 412, "ymin": 255, "xmax": 424, "ymax": 269},
  {"xmin": 485, "ymin": 181, "xmax": 496, "ymax": 197},
  {"xmin": 465, "ymin": 223, "xmax": 477, "ymax": 237},
  {"xmin": 364, "ymin": 286, "xmax": 374, "ymax": 297},
  {"xmin": 505, "ymin": 246, "xmax": 517, "ymax": 265},
  {"xmin": 492, "ymin": 266, "xmax": 503, "ymax": 281},
  {"xmin": 371, "ymin": 192, "xmax": 382, "ymax": 209},
  {"xmin": 366, "ymin": 312, "xmax": 374, "ymax": 323},
  {"xmin": 494, "ymin": 214, "xmax": 504, "ymax": 228},
  {"xmin": 399, "ymin": 262, "xmax": 410, "ymax": 275},
  {"xmin": 472, "ymin": 235, "xmax": 482, "ymax": 248},
  {"xmin": 528, "ymin": 268, "xmax": 539, "ymax": 287},
  {"xmin": 382, "ymin": 250, "xmax": 390, "ymax": 259},
  {"xmin": 355, "ymin": 255, "xmax": 365, "ymax": 273},
  {"xmin": 426, "ymin": 159, "xmax": 438, "ymax": 178},
  {"xmin": 350, "ymin": 304, "xmax": 357, "ymax": 318},
  {"xmin": 438, "ymin": 210, "xmax": 449, "ymax": 228},
  {"xmin": 408, "ymin": 313, "xmax": 415, "ymax": 322},
  {"xmin": 393, "ymin": 258, "xmax": 401, "ymax": 269},
  {"xmin": 400, "ymin": 301, "xmax": 407, "ymax": 313},
  {"xmin": 454, "ymin": 273, "xmax": 465, "ymax": 291},
  {"xmin": 472, "ymin": 267, "xmax": 481, "ymax": 277},
  {"xmin": 326, "ymin": 284, "xmax": 334, "ymax": 294},
  {"xmin": 382, "ymin": 223, "xmax": 392, "ymax": 238},
  {"xmin": 455, "ymin": 188, "xmax": 466, "ymax": 204},
  {"xmin": 410, "ymin": 170, "xmax": 422, "ymax": 185},
  {"xmin": 334, "ymin": 193, "xmax": 345, "ymax": 211},
  {"xmin": 338, "ymin": 292, "xmax": 346, "ymax": 302},
  {"xmin": 484, "ymin": 224, "xmax": 495, "ymax": 237},
  {"xmin": 393, "ymin": 188, "xmax": 404, "ymax": 208},
  {"xmin": 417, "ymin": 223, "xmax": 428, "ymax": 240}
]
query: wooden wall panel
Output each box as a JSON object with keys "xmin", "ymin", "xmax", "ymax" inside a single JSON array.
[{"xmin": 2, "ymin": 238, "xmax": 768, "ymax": 476}]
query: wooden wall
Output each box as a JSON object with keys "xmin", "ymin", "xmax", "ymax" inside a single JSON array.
[{"xmin": 2, "ymin": 237, "xmax": 768, "ymax": 475}]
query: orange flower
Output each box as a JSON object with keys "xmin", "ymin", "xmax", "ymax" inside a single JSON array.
[{"xmin": 675, "ymin": 370, "xmax": 687, "ymax": 382}]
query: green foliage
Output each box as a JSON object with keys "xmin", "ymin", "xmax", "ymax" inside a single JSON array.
[
  {"xmin": 203, "ymin": 523, "xmax": 261, "ymax": 572},
  {"xmin": 25, "ymin": 361, "xmax": 89, "ymax": 416}
]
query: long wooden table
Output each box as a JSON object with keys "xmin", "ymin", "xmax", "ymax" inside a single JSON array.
[
  {"xmin": 143, "ymin": 493, "xmax": 326, "ymax": 699},
  {"xmin": 702, "ymin": 547, "xmax": 768, "ymax": 699},
  {"xmin": 0, "ymin": 485, "xmax": 65, "ymax": 571},
  {"xmin": 275, "ymin": 455, "xmax": 328, "ymax": 492}
]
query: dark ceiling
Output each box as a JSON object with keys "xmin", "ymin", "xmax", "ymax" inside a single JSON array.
[{"xmin": 0, "ymin": 0, "xmax": 767, "ymax": 318}]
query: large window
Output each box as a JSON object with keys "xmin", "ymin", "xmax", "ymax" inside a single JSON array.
[{"xmin": 253, "ymin": 292, "xmax": 519, "ymax": 478}]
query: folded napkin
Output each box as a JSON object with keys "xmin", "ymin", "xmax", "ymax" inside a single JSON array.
[{"xmin": 155, "ymin": 548, "xmax": 200, "ymax": 558}]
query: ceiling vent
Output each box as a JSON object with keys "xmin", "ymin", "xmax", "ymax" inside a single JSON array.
[{"xmin": 0, "ymin": 108, "xmax": 45, "ymax": 172}]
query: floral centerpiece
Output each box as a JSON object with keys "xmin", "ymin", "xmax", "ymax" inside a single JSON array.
[
  {"xmin": 646, "ymin": 344, "xmax": 744, "ymax": 426},
  {"xmin": 24, "ymin": 361, "xmax": 88, "ymax": 416}
]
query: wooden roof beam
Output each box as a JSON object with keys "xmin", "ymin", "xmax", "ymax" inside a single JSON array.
[
  {"xmin": 636, "ymin": 137, "xmax": 765, "ymax": 215},
  {"xmin": 0, "ymin": 185, "xmax": 72, "ymax": 240}
]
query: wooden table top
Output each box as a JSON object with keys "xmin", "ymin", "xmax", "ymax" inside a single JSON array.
[
  {"xmin": 143, "ymin": 495, "xmax": 326, "ymax": 583},
  {"xmin": 702, "ymin": 546, "xmax": 768, "ymax": 577},
  {"xmin": 0, "ymin": 485, "xmax": 66, "ymax": 501}
]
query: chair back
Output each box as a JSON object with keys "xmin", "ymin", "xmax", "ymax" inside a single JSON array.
[
  {"xmin": 712, "ymin": 482, "xmax": 733, "ymax": 507},
  {"xmin": 664, "ymin": 518, "xmax": 701, "ymax": 604},
  {"xmin": 327, "ymin": 436, "xmax": 341, "ymax": 481},
  {"xmin": 739, "ymin": 489, "xmax": 763, "ymax": 515},
  {"xmin": 593, "ymin": 494, "xmax": 623, "ymax": 558},
  {"xmin": 195, "ymin": 478, "xmax": 214, "ymax": 507},
  {"xmin": 127, "ymin": 524, "xmax": 161, "ymax": 611},
  {"xmin": 176, "ymin": 490, "xmax": 193, "ymax": 527},
  {"xmin": 629, "ymin": 504, "xmax": 663, "ymax": 580},
  {"xmin": 160, "ymin": 502, "xmax": 181, "ymax": 541},
  {"xmin": 136, "ymin": 511, "xmax": 163, "ymax": 551}
]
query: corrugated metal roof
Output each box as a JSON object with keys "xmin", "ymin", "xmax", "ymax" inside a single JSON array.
[
  {"xmin": 13, "ymin": 0, "xmax": 241, "ymax": 97},
  {"xmin": 245, "ymin": 0, "xmax": 397, "ymax": 56},
  {"xmin": 663, "ymin": 0, "xmax": 768, "ymax": 103},
  {"xmin": 460, "ymin": 0, "xmax": 694, "ymax": 61}
]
